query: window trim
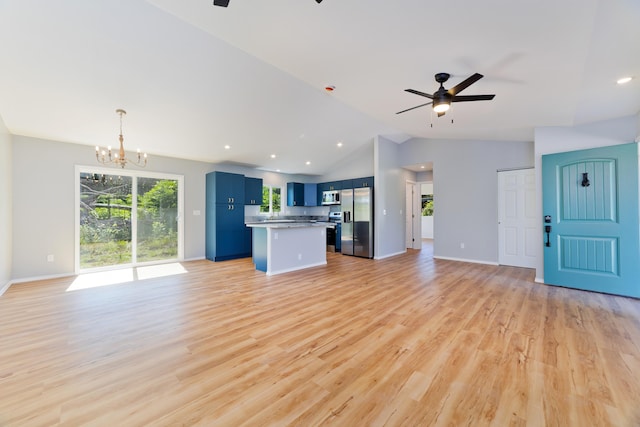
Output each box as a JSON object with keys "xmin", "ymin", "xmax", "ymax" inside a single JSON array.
[{"xmin": 260, "ymin": 184, "xmax": 282, "ymax": 216}]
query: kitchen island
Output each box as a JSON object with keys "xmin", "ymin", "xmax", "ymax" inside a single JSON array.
[{"xmin": 246, "ymin": 221, "xmax": 333, "ymax": 275}]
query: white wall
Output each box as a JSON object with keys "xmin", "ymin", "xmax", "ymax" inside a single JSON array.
[
  {"xmin": 11, "ymin": 135, "xmax": 216, "ymax": 281},
  {"xmin": 10, "ymin": 136, "xmax": 334, "ymax": 282},
  {"xmin": 533, "ymin": 114, "xmax": 639, "ymax": 282},
  {"xmin": 319, "ymin": 139, "xmax": 375, "ymax": 183},
  {"xmin": 0, "ymin": 115, "xmax": 12, "ymax": 294},
  {"xmin": 398, "ymin": 138, "xmax": 534, "ymax": 264},
  {"xmin": 374, "ymin": 136, "xmax": 416, "ymax": 259}
]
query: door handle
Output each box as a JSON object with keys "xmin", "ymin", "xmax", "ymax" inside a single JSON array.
[{"xmin": 545, "ymin": 225, "xmax": 551, "ymax": 247}]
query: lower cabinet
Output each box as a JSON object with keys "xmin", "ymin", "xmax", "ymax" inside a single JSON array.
[{"xmin": 206, "ymin": 203, "xmax": 250, "ymax": 261}]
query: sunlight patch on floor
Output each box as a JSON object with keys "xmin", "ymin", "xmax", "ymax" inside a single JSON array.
[
  {"xmin": 136, "ymin": 263, "xmax": 188, "ymax": 280},
  {"xmin": 67, "ymin": 263, "xmax": 188, "ymax": 291}
]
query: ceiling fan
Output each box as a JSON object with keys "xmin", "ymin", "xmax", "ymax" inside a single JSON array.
[{"xmin": 397, "ymin": 73, "xmax": 495, "ymax": 117}]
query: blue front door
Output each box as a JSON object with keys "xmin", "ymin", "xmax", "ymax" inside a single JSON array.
[{"xmin": 542, "ymin": 142, "xmax": 640, "ymax": 297}]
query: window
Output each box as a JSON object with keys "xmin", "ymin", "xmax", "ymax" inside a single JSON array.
[
  {"xmin": 76, "ymin": 166, "xmax": 184, "ymax": 272},
  {"xmin": 260, "ymin": 185, "xmax": 281, "ymax": 215},
  {"xmin": 421, "ymin": 193, "xmax": 433, "ymax": 216}
]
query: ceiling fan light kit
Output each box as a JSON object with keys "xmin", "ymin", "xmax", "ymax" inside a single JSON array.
[{"xmin": 397, "ymin": 72, "xmax": 495, "ymax": 119}]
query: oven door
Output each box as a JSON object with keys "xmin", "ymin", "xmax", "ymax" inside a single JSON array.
[{"xmin": 326, "ymin": 227, "xmax": 336, "ymax": 252}]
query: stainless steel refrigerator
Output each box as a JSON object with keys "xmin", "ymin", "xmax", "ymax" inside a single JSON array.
[{"xmin": 341, "ymin": 187, "xmax": 373, "ymax": 258}]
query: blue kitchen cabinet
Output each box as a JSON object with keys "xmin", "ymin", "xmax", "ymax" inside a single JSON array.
[
  {"xmin": 244, "ymin": 176, "xmax": 263, "ymax": 205},
  {"xmin": 341, "ymin": 179, "xmax": 354, "ymax": 190},
  {"xmin": 304, "ymin": 183, "xmax": 317, "ymax": 206},
  {"xmin": 206, "ymin": 171, "xmax": 250, "ymax": 261},
  {"xmin": 317, "ymin": 181, "xmax": 342, "ymax": 205},
  {"xmin": 287, "ymin": 182, "xmax": 305, "ymax": 206},
  {"xmin": 336, "ymin": 223, "xmax": 342, "ymax": 252},
  {"xmin": 316, "ymin": 182, "xmax": 328, "ymax": 205},
  {"xmin": 353, "ymin": 176, "xmax": 374, "ymax": 188},
  {"xmin": 326, "ymin": 181, "xmax": 342, "ymax": 191},
  {"xmin": 211, "ymin": 171, "xmax": 244, "ymax": 204}
]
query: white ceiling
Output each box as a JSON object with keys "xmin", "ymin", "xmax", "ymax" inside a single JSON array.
[{"xmin": 1, "ymin": 0, "xmax": 638, "ymax": 175}]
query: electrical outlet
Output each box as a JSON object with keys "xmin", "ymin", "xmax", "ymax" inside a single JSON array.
[
  {"xmin": 298, "ymin": 253, "xmax": 302, "ymax": 260},
  {"xmin": 47, "ymin": 254, "xmax": 54, "ymax": 262},
  {"xmin": 193, "ymin": 210, "xmax": 201, "ymax": 216},
  {"xmin": 460, "ymin": 243, "xmax": 465, "ymax": 249}
]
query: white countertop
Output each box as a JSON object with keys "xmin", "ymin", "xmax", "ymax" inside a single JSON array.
[{"xmin": 246, "ymin": 221, "xmax": 335, "ymax": 229}]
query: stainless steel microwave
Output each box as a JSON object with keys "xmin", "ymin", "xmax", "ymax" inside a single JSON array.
[{"xmin": 321, "ymin": 190, "xmax": 340, "ymax": 205}]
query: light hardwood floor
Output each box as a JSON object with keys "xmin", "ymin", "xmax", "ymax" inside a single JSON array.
[{"xmin": 1, "ymin": 241, "xmax": 640, "ymax": 426}]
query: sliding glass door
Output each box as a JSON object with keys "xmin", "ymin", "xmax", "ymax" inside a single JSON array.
[
  {"xmin": 137, "ymin": 177, "xmax": 179, "ymax": 263},
  {"xmin": 77, "ymin": 167, "xmax": 183, "ymax": 272}
]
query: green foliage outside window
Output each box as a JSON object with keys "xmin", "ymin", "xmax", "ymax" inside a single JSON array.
[
  {"xmin": 421, "ymin": 194, "xmax": 434, "ymax": 216},
  {"xmin": 261, "ymin": 185, "xmax": 281, "ymax": 214},
  {"xmin": 79, "ymin": 173, "xmax": 179, "ymax": 268}
]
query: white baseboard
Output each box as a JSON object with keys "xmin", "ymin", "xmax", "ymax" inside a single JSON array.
[
  {"xmin": 10, "ymin": 272, "xmax": 76, "ymax": 285},
  {"xmin": 534, "ymin": 276, "xmax": 545, "ymax": 283},
  {"xmin": 433, "ymin": 255, "xmax": 499, "ymax": 266},
  {"xmin": 0, "ymin": 280, "xmax": 11, "ymax": 297},
  {"xmin": 2, "ymin": 273, "xmax": 77, "ymax": 297},
  {"xmin": 266, "ymin": 261, "xmax": 327, "ymax": 276},
  {"xmin": 374, "ymin": 250, "xmax": 407, "ymax": 260}
]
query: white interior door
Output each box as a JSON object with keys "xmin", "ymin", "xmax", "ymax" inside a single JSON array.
[{"xmin": 498, "ymin": 169, "xmax": 537, "ymax": 268}]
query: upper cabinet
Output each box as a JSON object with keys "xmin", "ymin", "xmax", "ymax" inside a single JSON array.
[
  {"xmin": 211, "ymin": 171, "xmax": 245, "ymax": 204},
  {"xmin": 303, "ymin": 183, "xmax": 317, "ymax": 207},
  {"xmin": 325, "ymin": 181, "xmax": 342, "ymax": 191},
  {"xmin": 353, "ymin": 176, "xmax": 374, "ymax": 188},
  {"xmin": 287, "ymin": 182, "xmax": 319, "ymax": 206},
  {"xmin": 244, "ymin": 177, "xmax": 263, "ymax": 205},
  {"xmin": 287, "ymin": 182, "xmax": 305, "ymax": 206}
]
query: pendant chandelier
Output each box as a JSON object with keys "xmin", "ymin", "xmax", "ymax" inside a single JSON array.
[{"xmin": 95, "ymin": 109, "xmax": 147, "ymax": 168}]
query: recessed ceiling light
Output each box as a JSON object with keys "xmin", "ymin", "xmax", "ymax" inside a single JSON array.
[
  {"xmin": 337, "ymin": 141, "xmax": 343, "ymax": 147},
  {"xmin": 270, "ymin": 154, "xmax": 276, "ymax": 158},
  {"xmin": 276, "ymin": 169, "xmax": 281, "ymax": 172},
  {"xmin": 617, "ymin": 76, "xmax": 633, "ymax": 85},
  {"xmin": 224, "ymin": 145, "xmax": 231, "ymax": 150},
  {"xmin": 421, "ymin": 165, "xmax": 425, "ymax": 169},
  {"xmin": 306, "ymin": 161, "xmax": 311, "ymax": 165}
]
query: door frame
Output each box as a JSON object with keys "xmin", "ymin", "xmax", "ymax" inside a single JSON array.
[{"xmin": 405, "ymin": 181, "xmax": 421, "ymax": 249}]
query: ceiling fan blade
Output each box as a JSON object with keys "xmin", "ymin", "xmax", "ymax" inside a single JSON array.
[
  {"xmin": 405, "ymin": 89, "xmax": 434, "ymax": 99},
  {"xmin": 447, "ymin": 73, "xmax": 483, "ymax": 96},
  {"xmin": 396, "ymin": 102, "xmax": 433, "ymax": 114},
  {"xmin": 437, "ymin": 112, "xmax": 446, "ymax": 118},
  {"xmin": 451, "ymin": 94, "xmax": 495, "ymax": 102},
  {"xmin": 213, "ymin": 0, "xmax": 230, "ymax": 6}
]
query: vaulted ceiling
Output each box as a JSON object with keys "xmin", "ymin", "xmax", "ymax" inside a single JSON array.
[{"xmin": 1, "ymin": 0, "xmax": 638, "ymax": 175}]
